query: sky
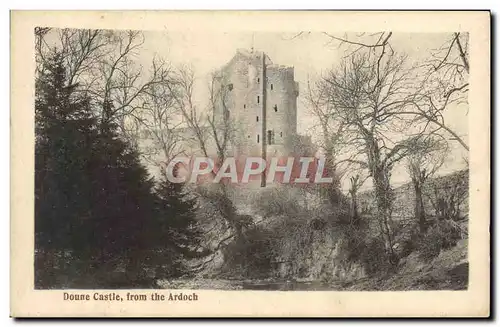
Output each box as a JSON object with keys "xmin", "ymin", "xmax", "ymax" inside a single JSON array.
[{"xmin": 136, "ymin": 30, "xmax": 469, "ymax": 191}]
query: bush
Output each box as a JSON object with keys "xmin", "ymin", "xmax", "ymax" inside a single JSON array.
[
  {"xmin": 250, "ymin": 186, "xmax": 304, "ymax": 218},
  {"xmin": 342, "ymin": 223, "xmax": 369, "ymax": 262},
  {"xmin": 425, "ymin": 169, "xmax": 469, "ymax": 221},
  {"xmin": 398, "ymin": 225, "xmax": 421, "ymax": 258},
  {"xmin": 359, "ymin": 237, "xmax": 392, "ymax": 276},
  {"xmin": 336, "ymin": 221, "xmax": 393, "ymax": 278},
  {"xmin": 221, "ymin": 226, "xmax": 274, "ymax": 278},
  {"xmin": 418, "ymin": 220, "xmax": 462, "ymax": 261}
]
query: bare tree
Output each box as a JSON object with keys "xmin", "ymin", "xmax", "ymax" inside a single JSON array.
[
  {"xmin": 320, "ymin": 31, "xmax": 468, "ymax": 89},
  {"xmin": 423, "ymin": 32, "xmax": 469, "ymax": 89},
  {"xmin": 323, "ymin": 31, "xmax": 394, "ymax": 61},
  {"xmin": 166, "ymin": 67, "xmax": 266, "ymax": 273},
  {"xmin": 93, "ymin": 32, "xmax": 177, "ymax": 130},
  {"xmin": 35, "ymin": 28, "xmax": 112, "ymax": 88},
  {"xmin": 409, "ymin": 32, "xmax": 469, "ymax": 151},
  {"xmin": 347, "ymin": 174, "xmax": 370, "ymax": 225},
  {"xmin": 319, "ymin": 31, "xmax": 469, "ymax": 151},
  {"xmin": 348, "ymin": 175, "xmax": 361, "ymax": 224},
  {"xmin": 287, "ymin": 31, "xmax": 469, "ymax": 152},
  {"xmin": 170, "ymin": 66, "xmax": 245, "ymax": 250},
  {"xmin": 206, "ymin": 72, "xmax": 236, "ymax": 163},
  {"xmin": 305, "ymin": 78, "xmax": 346, "ymax": 206},
  {"xmin": 426, "ymin": 170, "xmax": 468, "ymax": 223},
  {"xmin": 319, "ymin": 49, "xmax": 432, "ymax": 263},
  {"xmin": 34, "ymin": 27, "xmax": 53, "ymax": 75},
  {"xmin": 35, "ymin": 28, "xmax": 176, "ymax": 133},
  {"xmin": 406, "ymin": 136, "xmax": 449, "ymax": 233},
  {"xmin": 126, "ymin": 61, "xmax": 186, "ymax": 170}
]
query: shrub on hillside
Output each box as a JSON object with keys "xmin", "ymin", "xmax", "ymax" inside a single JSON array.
[
  {"xmin": 336, "ymin": 220, "xmax": 393, "ymax": 278},
  {"xmin": 359, "ymin": 237, "xmax": 393, "ymax": 276},
  {"xmin": 220, "ymin": 225, "xmax": 274, "ymax": 278},
  {"xmin": 250, "ymin": 186, "xmax": 305, "ymax": 218},
  {"xmin": 425, "ymin": 169, "xmax": 469, "ymax": 221},
  {"xmin": 418, "ymin": 219, "xmax": 463, "ymax": 261},
  {"xmin": 398, "ymin": 225, "xmax": 421, "ymax": 258}
]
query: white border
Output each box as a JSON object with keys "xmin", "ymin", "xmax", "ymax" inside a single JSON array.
[{"xmin": 4, "ymin": 2, "xmax": 497, "ymax": 326}]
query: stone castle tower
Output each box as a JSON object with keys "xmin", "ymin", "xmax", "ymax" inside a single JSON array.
[{"xmin": 215, "ymin": 49, "xmax": 300, "ymax": 160}]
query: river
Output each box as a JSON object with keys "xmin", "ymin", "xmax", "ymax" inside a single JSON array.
[{"xmin": 157, "ymin": 278, "xmax": 346, "ymax": 291}]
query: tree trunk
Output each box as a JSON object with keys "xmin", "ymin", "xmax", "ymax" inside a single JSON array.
[
  {"xmin": 216, "ymin": 182, "xmax": 242, "ymax": 239},
  {"xmin": 350, "ymin": 191, "xmax": 359, "ymax": 224},
  {"xmin": 323, "ymin": 144, "xmax": 341, "ymax": 208},
  {"xmin": 413, "ymin": 181, "xmax": 426, "ymax": 234},
  {"xmin": 372, "ymin": 166, "xmax": 396, "ymax": 264}
]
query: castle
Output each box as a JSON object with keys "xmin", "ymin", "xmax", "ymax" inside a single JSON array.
[{"xmin": 214, "ymin": 49, "xmax": 300, "ymax": 159}]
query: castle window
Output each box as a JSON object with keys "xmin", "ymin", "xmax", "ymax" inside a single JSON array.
[
  {"xmin": 271, "ymin": 84, "xmax": 273, "ymax": 90},
  {"xmin": 257, "ymin": 134, "xmax": 260, "ymax": 143},
  {"xmin": 258, "ymin": 77, "xmax": 260, "ymax": 83},
  {"xmin": 280, "ymin": 131, "xmax": 283, "ymax": 137},
  {"xmin": 244, "ymin": 104, "xmax": 246, "ymax": 109},
  {"xmin": 257, "ymin": 96, "xmax": 260, "ymax": 104},
  {"xmin": 228, "ymin": 83, "xmax": 233, "ymax": 91},
  {"xmin": 267, "ymin": 130, "xmax": 275, "ymax": 145},
  {"xmin": 256, "ymin": 116, "xmax": 259, "ymax": 122},
  {"xmin": 274, "ymin": 104, "xmax": 278, "ymax": 112},
  {"xmin": 248, "ymin": 135, "xmax": 250, "ymax": 138}
]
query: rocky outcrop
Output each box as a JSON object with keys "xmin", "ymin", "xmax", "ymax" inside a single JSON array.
[{"xmin": 273, "ymin": 226, "xmax": 366, "ymax": 282}]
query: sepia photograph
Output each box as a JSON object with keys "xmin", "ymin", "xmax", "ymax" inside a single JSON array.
[{"xmin": 10, "ymin": 11, "xmax": 490, "ymax": 317}]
